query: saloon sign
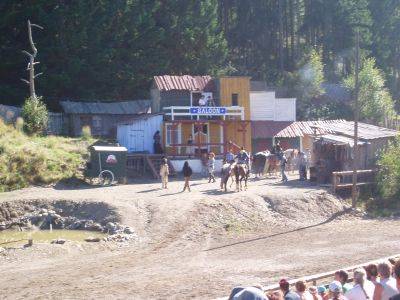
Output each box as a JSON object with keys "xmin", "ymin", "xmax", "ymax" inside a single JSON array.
[{"xmin": 190, "ymin": 107, "xmax": 227, "ymax": 115}]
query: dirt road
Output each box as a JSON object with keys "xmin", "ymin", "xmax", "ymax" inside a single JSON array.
[{"xmin": 0, "ymin": 175, "xmax": 399, "ymax": 299}]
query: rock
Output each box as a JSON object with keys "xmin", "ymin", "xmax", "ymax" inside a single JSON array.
[
  {"xmin": 51, "ymin": 239, "xmax": 66, "ymax": 245},
  {"xmin": 105, "ymin": 222, "xmax": 117, "ymax": 233},
  {"xmin": 123, "ymin": 227, "xmax": 135, "ymax": 234},
  {"xmin": 85, "ymin": 237, "xmax": 101, "ymax": 243},
  {"xmin": 0, "ymin": 222, "xmax": 6, "ymax": 231},
  {"xmin": 40, "ymin": 208, "xmax": 48, "ymax": 214},
  {"xmin": 9, "ymin": 211, "xmax": 18, "ymax": 218}
]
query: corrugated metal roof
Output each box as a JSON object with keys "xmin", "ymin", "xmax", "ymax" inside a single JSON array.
[
  {"xmin": 276, "ymin": 120, "xmax": 398, "ymax": 140},
  {"xmin": 251, "ymin": 121, "xmax": 293, "ymax": 139},
  {"xmin": 60, "ymin": 100, "xmax": 151, "ymax": 115},
  {"xmin": 319, "ymin": 134, "xmax": 367, "ymax": 146},
  {"xmin": 153, "ymin": 75, "xmax": 214, "ymax": 91}
]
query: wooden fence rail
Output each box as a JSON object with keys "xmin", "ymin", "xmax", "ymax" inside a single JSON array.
[{"xmin": 332, "ymin": 169, "xmax": 377, "ymax": 193}]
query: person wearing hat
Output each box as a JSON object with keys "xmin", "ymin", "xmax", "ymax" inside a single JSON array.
[
  {"xmin": 279, "ymin": 279, "xmax": 300, "ymax": 300},
  {"xmin": 207, "ymin": 152, "xmax": 216, "ymax": 183},
  {"xmin": 317, "ymin": 286, "xmax": 328, "ymax": 300},
  {"xmin": 328, "ymin": 281, "xmax": 345, "ymax": 300}
]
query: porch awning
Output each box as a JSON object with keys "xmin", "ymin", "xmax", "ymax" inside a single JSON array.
[{"xmin": 319, "ymin": 134, "xmax": 368, "ymax": 147}]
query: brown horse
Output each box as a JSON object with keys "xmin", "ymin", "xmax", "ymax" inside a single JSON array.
[{"xmin": 234, "ymin": 163, "xmax": 248, "ymax": 191}]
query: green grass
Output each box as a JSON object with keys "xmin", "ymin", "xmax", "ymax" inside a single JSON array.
[{"xmin": 0, "ymin": 120, "xmax": 94, "ymax": 192}]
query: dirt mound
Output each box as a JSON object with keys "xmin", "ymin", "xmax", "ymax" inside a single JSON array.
[
  {"xmin": 177, "ymin": 187, "xmax": 350, "ymax": 243},
  {"xmin": 263, "ymin": 189, "xmax": 350, "ymax": 225}
]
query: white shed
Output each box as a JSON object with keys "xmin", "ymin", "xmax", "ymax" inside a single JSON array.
[{"xmin": 117, "ymin": 114, "xmax": 163, "ymax": 153}]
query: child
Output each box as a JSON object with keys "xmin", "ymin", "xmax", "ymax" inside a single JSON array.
[
  {"xmin": 207, "ymin": 152, "xmax": 216, "ymax": 183},
  {"xmin": 182, "ymin": 161, "xmax": 192, "ymax": 192},
  {"xmin": 159, "ymin": 158, "xmax": 169, "ymax": 189}
]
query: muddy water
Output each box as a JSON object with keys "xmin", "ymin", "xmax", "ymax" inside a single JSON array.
[{"xmin": 0, "ymin": 229, "xmax": 106, "ymax": 247}]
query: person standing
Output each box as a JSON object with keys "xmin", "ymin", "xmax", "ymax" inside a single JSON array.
[
  {"xmin": 374, "ymin": 261, "xmax": 399, "ymax": 300},
  {"xmin": 345, "ymin": 268, "xmax": 375, "ymax": 300},
  {"xmin": 182, "ymin": 161, "xmax": 192, "ymax": 192},
  {"xmin": 298, "ymin": 151, "xmax": 307, "ymax": 181},
  {"xmin": 159, "ymin": 158, "xmax": 169, "ymax": 189},
  {"xmin": 280, "ymin": 153, "xmax": 288, "ymax": 182},
  {"xmin": 389, "ymin": 259, "xmax": 400, "ymax": 300},
  {"xmin": 153, "ymin": 130, "xmax": 163, "ymax": 154},
  {"xmin": 207, "ymin": 152, "xmax": 216, "ymax": 183}
]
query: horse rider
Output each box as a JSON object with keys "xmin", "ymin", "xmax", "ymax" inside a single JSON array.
[
  {"xmin": 225, "ymin": 149, "xmax": 235, "ymax": 164},
  {"xmin": 236, "ymin": 146, "xmax": 250, "ymax": 172}
]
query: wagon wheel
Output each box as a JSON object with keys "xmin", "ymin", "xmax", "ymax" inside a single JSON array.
[{"xmin": 98, "ymin": 170, "xmax": 114, "ymax": 186}]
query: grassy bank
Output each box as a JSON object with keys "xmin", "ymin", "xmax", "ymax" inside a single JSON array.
[{"xmin": 0, "ymin": 120, "xmax": 94, "ymax": 192}]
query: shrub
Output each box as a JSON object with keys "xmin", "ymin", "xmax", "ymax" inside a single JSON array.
[
  {"xmin": 81, "ymin": 125, "xmax": 92, "ymax": 140},
  {"xmin": 22, "ymin": 96, "xmax": 48, "ymax": 135},
  {"xmin": 377, "ymin": 136, "xmax": 400, "ymax": 201}
]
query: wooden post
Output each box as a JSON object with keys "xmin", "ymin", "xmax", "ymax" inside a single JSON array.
[{"xmin": 352, "ymin": 29, "xmax": 360, "ymax": 209}]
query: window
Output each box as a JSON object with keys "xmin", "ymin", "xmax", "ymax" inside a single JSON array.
[
  {"xmin": 193, "ymin": 124, "xmax": 208, "ymax": 134},
  {"xmin": 166, "ymin": 124, "xmax": 180, "ymax": 145},
  {"xmin": 232, "ymin": 93, "xmax": 239, "ymax": 106},
  {"xmin": 92, "ymin": 115, "xmax": 102, "ymax": 130}
]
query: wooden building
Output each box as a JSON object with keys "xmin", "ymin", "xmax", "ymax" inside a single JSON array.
[
  {"xmin": 249, "ymin": 81, "xmax": 297, "ymax": 152},
  {"xmin": 60, "ymin": 100, "xmax": 151, "ymax": 138},
  {"xmin": 151, "ymin": 75, "xmax": 252, "ymax": 156},
  {"xmin": 275, "ymin": 120, "xmax": 398, "ymax": 183}
]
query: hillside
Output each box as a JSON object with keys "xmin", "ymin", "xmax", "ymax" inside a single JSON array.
[{"xmin": 0, "ymin": 120, "xmax": 92, "ymax": 192}]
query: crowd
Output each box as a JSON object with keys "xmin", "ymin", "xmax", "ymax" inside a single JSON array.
[{"xmin": 228, "ymin": 260, "xmax": 400, "ymax": 300}]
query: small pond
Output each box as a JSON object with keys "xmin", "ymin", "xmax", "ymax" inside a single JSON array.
[{"xmin": 0, "ymin": 229, "xmax": 106, "ymax": 247}]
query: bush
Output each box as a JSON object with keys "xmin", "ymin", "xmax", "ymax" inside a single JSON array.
[
  {"xmin": 81, "ymin": 125, "xmax": 92, "ymax": 140},
  {"xmin": 22, "ymin": 96, "xmax": 48, "ymax": 135}
]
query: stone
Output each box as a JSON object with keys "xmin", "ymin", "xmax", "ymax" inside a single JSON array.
[
  {"xmin": 51, "ymin": 239, "xmax": 66, "ymax": 245},
  {"xmin": 123, "ymin": 227, "xmax": 135, "ymax": 234},
  {"xmin": 84, "ymin": 237, "xmax": 101, "ymax": 243}
]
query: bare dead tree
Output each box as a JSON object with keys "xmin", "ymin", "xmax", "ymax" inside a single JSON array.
[{"xmin": 21, "ymin": 20, "xmax": 43, "ymax": 99}]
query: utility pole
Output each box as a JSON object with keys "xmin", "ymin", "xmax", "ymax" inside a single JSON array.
[{"xmin": 352, "ymin": 29, "xmax": 360, "ymax": 208}]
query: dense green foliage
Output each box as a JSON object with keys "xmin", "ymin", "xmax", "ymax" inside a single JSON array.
[
  {"xmin": 21, "ymin": 96, "xmax": 48, "ymax": 134},
  {"xmin": 0, "ymin": 0, "xmax": 399, "ymax": 119},
  {"xmin": 0, "ymin": 120, "xmax": 92, "ymax": 192},
  {"xmin": 377, "ymin": 136, "xmax": 400, "ymax": 202},
  {"xmin": 343, "ymin": 58, "xmax": 396, "ymax": 126}
]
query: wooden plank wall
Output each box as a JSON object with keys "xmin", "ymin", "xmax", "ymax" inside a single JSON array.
[{"xmin": 218, "ymin": 77, "xmax": 251, "ymax": 120}]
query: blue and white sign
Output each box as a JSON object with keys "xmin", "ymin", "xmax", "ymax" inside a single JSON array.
[{"xmin": 190, "ymin": 106, "xmax": 227, "ymax": 115}]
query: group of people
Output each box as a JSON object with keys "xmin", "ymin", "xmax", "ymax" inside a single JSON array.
[
  {"xmin": 228, "ymin": 259, "xmax": 400, "ymax": 300},
  {"xmin": 159, "ymin": 146, "xmax": 251, "ymax": 192}
]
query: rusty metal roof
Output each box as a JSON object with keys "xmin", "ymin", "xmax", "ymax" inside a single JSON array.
[
  {"xmin": 60, "ymin": 100, "xmax": 151, "ymax": 115},
  {"xmin": 276, "ymin": 120, "xmax": 398, "ymax": 140},
  {"xmin": 153, "ymin": 75, "xmax": 214, "ymax": 91}
]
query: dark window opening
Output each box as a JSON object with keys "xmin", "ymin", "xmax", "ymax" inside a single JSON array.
[
  {"xmin": 194, "ymin": 124, "xmax": 208, "ymax": 134},
  {"xmin": 232, "ymin": 93, "xmax": 239, "ymax": 106}
]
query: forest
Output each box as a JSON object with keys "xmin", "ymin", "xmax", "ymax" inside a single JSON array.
[{"xmin": 0, "ymin": 0, "xmax": 400, "ymax": 122}]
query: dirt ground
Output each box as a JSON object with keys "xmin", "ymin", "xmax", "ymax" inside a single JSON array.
[{"xmin": 0, "ymin": 174, "xmax": 400, "ymax": 300}]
